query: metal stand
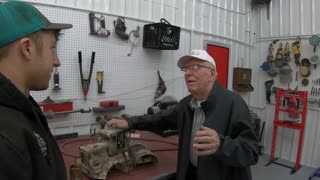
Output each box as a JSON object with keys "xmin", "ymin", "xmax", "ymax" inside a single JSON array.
[{"xmin": 266, "ymin": 90, "xmax": 308, "ymax": 174}]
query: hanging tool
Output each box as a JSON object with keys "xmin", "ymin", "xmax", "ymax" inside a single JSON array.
[
  {"xmin": 78, "ymin": 51, "xmax": 95, "ymax": 100},
  {"xmin": 310, "ymin": 55, "xmax": 320, "ymax": 69},
  {"xmin": 114, "ymin": 17, "xmax": 129, "ymax": 40},
  {"xmin": 96, "ymin": 71, "xmax": 105, "ymax": 94},
  {"xmin": 260, "ymin": 43, "xmax": 273, "ymax": 73},
  {"xmin": 292, "ymin": 37, "xmax": 301, "ymax": 65},
  {"xmin": 154, "ymin": 70, "xmax": 167, "ymax": 101},
  {"xmin": 284, "ymin": 42, "xmax": 291, "ymax": 63},
  {"xmin": 267, "ymin": 43, "xmax": 274, "ymax": 62},
  {"xmin": 89, "ymin": 12, "xmax": 110, "ymax": 37},
  {"xmin": 127, "ymin": 25, "xmax": 141, "ymax": 56},
  {"xmin": 275, "ymin": 42, "xmax": 286, "ymax": 68},
  {"xmin": 52, "ymin": 67, "xmax": 61, "ymax": 91},
  {"xmin": 265, "ymin": 79, "xmax": 274, "ymax": 104},
  {"xmin": 309, "ymin": 35, "xmax": 320, "ymax": 52}
]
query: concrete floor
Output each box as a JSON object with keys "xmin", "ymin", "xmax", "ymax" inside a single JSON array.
[{"xmin": 252, "ymin": 155, "xmax": 320, "ymax": 180}]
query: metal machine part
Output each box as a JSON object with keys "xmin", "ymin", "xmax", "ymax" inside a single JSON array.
[{"xmin": 79, "ymin": 126, "xmax": 158, "ymax": 179}]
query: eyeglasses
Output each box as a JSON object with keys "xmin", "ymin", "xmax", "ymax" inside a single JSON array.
[{"xmin": 180, "ymin": 64, "xmax": 213, "ymax": 72}]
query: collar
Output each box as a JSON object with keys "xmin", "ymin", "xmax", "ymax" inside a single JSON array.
[
  {"xmin": 189, "ymin": 97, "xmax": 206, "ymax": 110},
  {"xmin": 0, "ymin": 73, "xmax": 37, "ymax": 114}
]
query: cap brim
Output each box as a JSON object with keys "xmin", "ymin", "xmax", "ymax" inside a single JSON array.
[
  {"xmin": 177, "ymin": 55, "xmax": 201, "ymax": 68},
  {"xmin": 44, "ymin": 23, "xmax": 73, "ymax": 30},
  {"xmin": 177, "ymin": 56, "xmax": 192, "ymax": 68}
]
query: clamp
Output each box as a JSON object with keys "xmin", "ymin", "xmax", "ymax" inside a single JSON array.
[
  {"xmin": 96, "ymin": 71, "xmax": 105, "ymax": 94},
  {"xmin": 78, "ymin": 51, "xmax": 95, "ymax": 100}
]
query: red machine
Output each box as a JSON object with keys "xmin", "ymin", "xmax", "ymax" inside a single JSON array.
[{"xmin": 266, "ymin": 89, "xmax": 308, "ymax": 174}]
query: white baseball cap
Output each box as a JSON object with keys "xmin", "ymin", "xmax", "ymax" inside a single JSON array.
[{"xmin": 177, "ymin": 49, "xmax": 216, "ymax": 68}]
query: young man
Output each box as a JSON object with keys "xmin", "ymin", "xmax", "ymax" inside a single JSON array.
[
  {"xmin": 106, "ymin": 49, "xmax": 259, "ymax": 180},
  {"xmin": 0, "ymin": 1, "xmax": 72, "ymax": 180}
]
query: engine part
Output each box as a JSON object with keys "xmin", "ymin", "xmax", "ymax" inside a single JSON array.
[{"xmin": 79, "ymin": 126, "xmax": 158, "ymax": 179}]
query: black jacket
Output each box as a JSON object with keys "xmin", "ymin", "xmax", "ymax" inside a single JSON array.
[
  {"xmin": 129, "ymin": 82, "xmax": 259, "ymax": 180},
  {"xmin": 0, "ymin": 73, "xmax": 67, "ymax": 180}
]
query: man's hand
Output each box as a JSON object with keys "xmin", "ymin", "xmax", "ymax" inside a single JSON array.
[
  {"xmin": 193, "ymin": 126, "xmax": 220, "ymax": 156},
  {"xmin": 105, "ymin": 119, "xmax": 129, "ymax": 129}
]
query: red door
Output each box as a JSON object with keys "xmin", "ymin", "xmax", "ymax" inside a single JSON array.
[{"xmin": 206, "ymin": 44, "xmax": 229, "ymax": 88}]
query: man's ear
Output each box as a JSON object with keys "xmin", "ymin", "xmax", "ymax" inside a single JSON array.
[{"xmin": 17, "ymin": 38, "xmax": 34, "ymax": 59}]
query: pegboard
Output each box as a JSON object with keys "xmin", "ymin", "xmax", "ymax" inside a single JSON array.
[
  {"xmin": 260, "ymin": 39, "xmax": 320, "ymax": 103},
  {"xmin": 28, "ymin": 4, "xmax": 186, "ymax": 133}
]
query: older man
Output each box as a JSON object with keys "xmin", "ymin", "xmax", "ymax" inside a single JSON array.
[
  {"xmin": 0, "ymin": 1, "xmax": 72, "ymax": 180},
  {"xmin": 107, "ymin": 49, "xmax": 259, "ymax": 180}
]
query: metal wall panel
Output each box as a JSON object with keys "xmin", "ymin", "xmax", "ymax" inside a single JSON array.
[{"xmin": 252, "ymin": 0, "xmax": 320, "ymax": 167}]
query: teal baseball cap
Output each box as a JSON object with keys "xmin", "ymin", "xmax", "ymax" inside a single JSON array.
[{"xmin": 0, "ymin": 1, "xmax": 72, "ymax": 48}]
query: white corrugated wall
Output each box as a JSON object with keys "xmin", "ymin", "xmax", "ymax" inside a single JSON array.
[
  {"xmin": 10, "ymin": 0, "xmax": 320, "ymax": 168},
  {"xmin": 251, "ymin": 0, "xmax": 320, "ymax": 168},
  {"xmin": 14, "ymin": 0, "xmax": 257, "ymax": 137}
]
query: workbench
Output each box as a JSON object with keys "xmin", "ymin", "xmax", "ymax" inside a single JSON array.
[{"xmin": 58, "ymin": 132, "xmax": 178, "ymax": 180}]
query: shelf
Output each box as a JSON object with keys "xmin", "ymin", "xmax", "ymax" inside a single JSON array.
[
  {"xmin": 277, "ymin": 108, "xmax": 303, "ymax": 114},
  {"xmin": 274, "ymin": 120, "xmax": 303, "ymax": 130}
]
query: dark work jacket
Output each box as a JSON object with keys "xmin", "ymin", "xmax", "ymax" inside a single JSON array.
[
  {"xmin": 129, "ymin": 82, "xmax": 259, "ymax": 180},
  {"xmin": 0, "ymin": 73, "xmax": 67, "ymax": 180}
]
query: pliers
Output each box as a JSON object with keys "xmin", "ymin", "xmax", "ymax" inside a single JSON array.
[{"xmin": 78, "ymin": 51, "xmax": 95, "ymax": 100}]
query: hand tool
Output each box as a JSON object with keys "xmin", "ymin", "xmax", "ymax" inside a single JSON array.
[
  {"xmin": 127, "ymin": 25, "xmax": 141, "ymax": 56},
  {"xmin": 154, "ymin": 70, "xmax": 166, "ymax": 100},
  {"xmin": 96, "ymin": 71, "xmax": 105, "ymax": 94},
  {"xmin": 89, "ymin": 12, "xmax": 110, "ymax": 37},
  {"xmin": 275, "ymin": 42, "xmax": 286, "ymax": 68},
  {"xmin": 114, "ymin": 17, "xmax": 129, "ymax": 40},
  {"xmin": 265, "ymin": 79, "xmax": 274, "ymax": 104},
  {"xmin": 292, "ymin": 37, "xmax": 301, "ymax": 65},
  {"xmin": 284, "ymin": 42, "xmax": 291, "ymax": 62},
  {"xmin": 52, "ymin": 67, "xmax": 61, "ymax": 91},
  {"xmin": 78, "ymin": 51, "xmax": 95, "ymax": 100}
]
